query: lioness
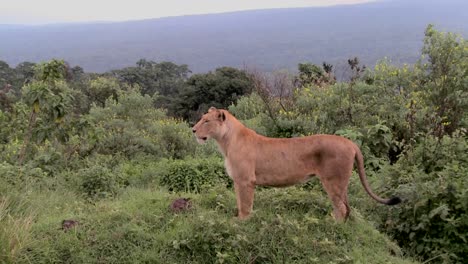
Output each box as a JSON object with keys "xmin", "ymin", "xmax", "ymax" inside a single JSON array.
[{"xmin": 192, "ymin": 107, "xmax": 401, "ymax": 221}]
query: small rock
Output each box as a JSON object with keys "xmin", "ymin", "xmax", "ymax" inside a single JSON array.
[
  {"xmin": 62, "ymin": 219, "xmax": 79, "ymax": 231},
  {"xmin": 169, "ymin": 198, "xmax": 192, "ymax": 213}
]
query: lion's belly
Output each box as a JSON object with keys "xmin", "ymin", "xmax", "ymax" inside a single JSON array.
[
  {"xmin": 254, "ymin": 158, "xmax": 315, "ymax": 187},
  {"xmin": 255, "ymin": 172, "xmax": 313, "ymax": 187}
]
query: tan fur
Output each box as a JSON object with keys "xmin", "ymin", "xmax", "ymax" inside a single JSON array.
[{"xmin": 192, "ymin": 107, "xmax": 400, "ymax": 221}]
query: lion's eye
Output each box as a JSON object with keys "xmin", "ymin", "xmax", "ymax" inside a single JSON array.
[{"xmin": 204, "ymin": 120, "xmax": 209, "ymax": 124}]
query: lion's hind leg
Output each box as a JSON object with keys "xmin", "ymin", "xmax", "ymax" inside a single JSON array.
[{"xmin": 319, "ymin": 172, "xmax": 352, "ymax": 222}]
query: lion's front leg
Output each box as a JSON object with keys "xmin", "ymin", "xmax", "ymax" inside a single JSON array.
[{"xmin": 233, "ymin": 180, "xmax": 255, "ymax": 220}]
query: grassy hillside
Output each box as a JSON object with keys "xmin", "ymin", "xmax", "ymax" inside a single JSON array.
[
  {"xmin": 0, "ymin": 26, "xmax": 465, "ymax": 264},
  {"xmin": 0, "ymin": 0, "xmax": 466, "ymax": 73},
  {"xmin": 1, "ymin": 183, "xmax": 416, "ymax": 263}
]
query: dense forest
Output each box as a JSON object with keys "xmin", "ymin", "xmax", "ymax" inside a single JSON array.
[
  {"xmin": 0, "ymin": 25, "xmax": 467, "ymax": 263},
  {"xmin": 1, "ymin": 0, "xmax": 467, "ymax": 73}
]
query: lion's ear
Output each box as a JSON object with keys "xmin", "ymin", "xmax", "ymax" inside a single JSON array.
[
  {"xmin": 219, "ymin": 111, "xmax": 226, "ymax": 121},
  {"xmin": 208, "ymin": 107, "xmax": 217, "ymax": 113}
]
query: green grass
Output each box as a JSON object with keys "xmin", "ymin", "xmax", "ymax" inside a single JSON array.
[{"xmin": 0, "ymin": 184, "xmax": 417, "ymax": 264}]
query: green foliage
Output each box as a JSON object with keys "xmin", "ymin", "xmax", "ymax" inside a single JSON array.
[
  {"xmin": 159, "ymin": 157, "xmax": 230, "ymax": 193},
  {"xmin": 374, "ymin": 131, "xmax": 468, "ymax": 263},
  {"xmin": 0, "ymin": 161, "xmax": 47, "ymax": 188},
  {"xmin": 171, "ymin": 67, "xmax": 253, "ymax": 121},
  {"xmin": 23, "ymin": 79, "xmax": 73, "ymax": 119},
  {"xmin": 86, "ymin": 76, "xmax": 122, "ymax": 107},
  {"xmin": 0, "ymin": 128, "xmax": 24, "ymax": 164},
  {"xmin": 13, "ymin": 62, "xmax": 36, "ymax": 88},
  {"xmin": 228, "ymin": 93, "xmax": 266, "ymax": 120},
  {"xmin": 365, "ymin": 122, "xmax": 393, "ymax": 157},
  {"xmin": 16, "ymin": 74, "xmax": 74, "ymax": 166},
  {"xmin": 228, "ymin": 93, "xmax": 269, "ymax": 135},
  {"xmin": 152, "ymin": 119, "xmax": 199, "ymax": 159},
  {"xmin": 88, "ymin": 89, "xmax": 196, "ymax": 159},
  {"xmin": 26, "ymin": 141, "xmax": 65, "ymax": 175},
  {"xmin": 0, "ymin": 60, "xmax": 36, "ymax": 98},
  {"xmin": 79, "ymin": 165, "xmax": 128, "ymax": 199},
  {"xmin": 113, "ymin": 59, "xmax": 190, "ymax": 96},
  {"xmin": 0, "ymin": 26, "xmax": 466, "ymax": 263},
  {"xmin": 0, "ymin": 60, "xmax": 15, "ymax": 88},
  {"xmin": 416, "ymin": 25, "xmax": 468, "ymax": 137},
  {"xmin": 33, "ymin": 59, "xmax": 68, "ymax": 83},
  {"xmin": 367, "ymin": 26, "xmax": 467, "ymax": 141},
  {"xmin": 297, "ymin": 62, "xmax": 335, "ymax": 87},
  {"xmin": 51, "ymin": 154, "xmax": 133, "ymax": 199}
]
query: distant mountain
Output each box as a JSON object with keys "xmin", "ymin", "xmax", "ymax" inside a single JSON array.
[{"xmin": 0, "ymin": 0, "xmax": 466, "ymax": 73}]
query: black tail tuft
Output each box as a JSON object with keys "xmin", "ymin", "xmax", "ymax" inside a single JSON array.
[{"xmin": 386, "ymin": 197, "xmax": 402, "ymax": 205}]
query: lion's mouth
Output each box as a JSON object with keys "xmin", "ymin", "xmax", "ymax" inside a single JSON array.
[{"xmin": 196, "ymin": 137, "xmax": 208, "ymax": 144}]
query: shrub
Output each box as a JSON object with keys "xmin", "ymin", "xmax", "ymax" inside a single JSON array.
[
  {"xmin": 150, "ymin": 118, "xmax": 197, "ymax": 159},
  {"xmin": 159, "ymin": 157, "xmax": 230, "ymax": 192},
  {"xmin": 89, "ymin": 90, "xmax": 196, "ymax": 159},
  {"xmin": 373, "ymin": 131, "xmax": 468, "ymax": 263},
  {"xmin": 72, "ymin": 155, "xmax": 130, "ymax": 199},
  {"xmin": 228, "ymin": 94, "xmax": 270, "ymax": 136},
  {"xmin": 0, "ymin": 162, "xmax": 49, "ymax": 189},
  {"xmin": 228, "ymin": 93, "xmax": 266, "ymax": 121},
  {"xmin": 79, "ymin": 165, "xmax": 128, "ymax": 199}
]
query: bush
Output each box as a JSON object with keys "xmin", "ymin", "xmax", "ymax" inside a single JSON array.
[
  {"xmin": 372, "ymin": 131, "xmax": 468, "ymax": 263},
  {"xmin": 0, "ymin": 162, "xmax": 49, "ymax": 189},
  {"xmin": 150, "ymin": 118, "xmax": 198, "ymax": 159},
  {"xmin": 79, "ymin": 165, "xmax": 128, "ymax": 199},
  {"xmin": 228, "ymin": 94, "xmax": 270, "ymax": 136},
  {"xmin": 159, "ymin": 157, "xmax": 230, "ymax": 193},
  {"xmin": 89, "ymin": 90, "xmax": 197, "ymax": 159},
  {"xmin": 68, "ymin": 155, "xmax": 131, "ymax": 199}
]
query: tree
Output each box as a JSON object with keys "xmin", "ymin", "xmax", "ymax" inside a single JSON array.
[
  {"xmin": 170, "ymin": 67, "xmax": 252, "ymax": 121},
  {"xmin": 18, "ymin": 60, "xmax": 74, "ymax": 164},
  {"xmin": 0, "ymin": 84, "xmax": 13, "ymax": 112},
  {"xmin": 112, "ymin": 59, "xmax": 190, "ymax": 96},
  {"xmin": 86, "ymin": 77, "xmax": 122, "ymax": 107},
  {"xmin": 0, "ymin": 61, "xmax": 14, "ymax": 89},
  {"xmin": 416, "ymin": 24, "xmax": 467, "ymax": 137},
  {"xmin": 296, "ymin": 62, "xmax": 336, "ymax": 87},
  {"xmin": 34, "ymin": 59, "xmax": 68, "ymax": 82},
  {"xmin": 347, "ymin": 57, "xmax": 366, "ymax": 83},
  {"xmin": 14, "ymin": 62, "xmax": 36, "ymax": 88}
]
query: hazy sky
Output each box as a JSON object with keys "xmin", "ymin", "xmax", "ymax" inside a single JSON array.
[{"xmin": 0, "ymin": 0, "xmax": 377, "ymax": 24}]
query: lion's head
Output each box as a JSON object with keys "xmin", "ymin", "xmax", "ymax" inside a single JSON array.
[{"xmin": 192, "ymin": 107, "xmax": 227, "ymax": 144}]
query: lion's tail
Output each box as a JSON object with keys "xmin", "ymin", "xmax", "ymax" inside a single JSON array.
[{"xmin": 353, "ymin": 144, "xmax": 401, "ymax": 205}]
